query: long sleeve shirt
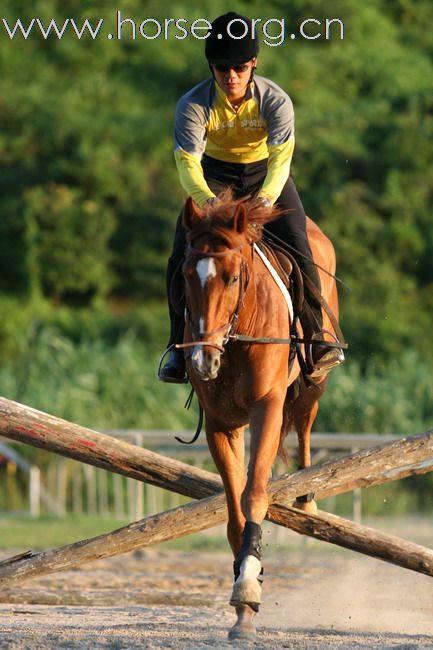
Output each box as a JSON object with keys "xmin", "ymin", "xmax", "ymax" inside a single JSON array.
[{"xmin": 174, "ymin": 75, "xmax": 295, "ymax": 207}]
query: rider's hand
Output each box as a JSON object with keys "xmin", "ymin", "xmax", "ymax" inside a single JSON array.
[{"xmin": 255, "ymin": 196, "xmax": 272, "ymax": 208}]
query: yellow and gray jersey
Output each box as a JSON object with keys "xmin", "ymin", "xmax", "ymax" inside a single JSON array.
[{"xmin": 174, "ymin": 75, "xmax": 295, "ymax": 207}]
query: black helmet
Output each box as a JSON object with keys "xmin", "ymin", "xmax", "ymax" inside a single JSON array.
[{"xmin": 205, "ymin": 12, "xmax": 259, "ymax": 66}]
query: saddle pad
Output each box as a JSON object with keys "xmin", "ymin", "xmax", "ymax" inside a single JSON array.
[{"xmin": 254, "ymin": 243, "xmax": 294, "ymax": 322}]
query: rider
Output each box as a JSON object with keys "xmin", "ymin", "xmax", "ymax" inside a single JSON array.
[{"xmin": 159, "ymin": 11, "xmax": 344, "ymax": 383}]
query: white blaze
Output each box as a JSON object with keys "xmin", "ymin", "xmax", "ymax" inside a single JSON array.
[
  {"xmin": 196, "ymin": 257, "xmax": 217, "ymax": 288},
  {"xmin": 192, "ymin": 257, "xmax": 217, "ymax": 380}
]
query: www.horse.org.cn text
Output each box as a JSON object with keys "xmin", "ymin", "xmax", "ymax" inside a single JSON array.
[{"xmin": 1, "ymin": 13, "xmax": 345, "ymax": 44}]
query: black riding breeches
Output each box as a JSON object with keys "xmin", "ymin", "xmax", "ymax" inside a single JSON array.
[{"xmin": 166, "ymin": 156, "xmax": 323, "ymax": 344}]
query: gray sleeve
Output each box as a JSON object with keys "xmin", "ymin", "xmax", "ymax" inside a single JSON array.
[
  {"xmin": 254, "ymin": 77, "xmax": 295, "ymax": 146},
  {"xmin": 174, "ymin": 82, "xmax": 211, "ymax": 157}
]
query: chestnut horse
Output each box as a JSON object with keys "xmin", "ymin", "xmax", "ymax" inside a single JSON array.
[{"xmin": 180, "ymin": 195, "xmax": 340, "ymax": 640}]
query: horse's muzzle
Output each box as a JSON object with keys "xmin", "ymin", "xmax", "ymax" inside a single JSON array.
[{"xmin": 191, "ymin": 345, "xmax": 221, "ymax": 380}]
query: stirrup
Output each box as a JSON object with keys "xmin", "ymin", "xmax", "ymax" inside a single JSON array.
[
  {"xmin": 308, "ymin": 348, "xmax": 345, "ymax": 378},
  {"xmin": 307, "ymin": 330, "xmax": 345, "ymax": 379}
]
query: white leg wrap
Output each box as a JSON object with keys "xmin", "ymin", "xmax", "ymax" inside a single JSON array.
[{"xmin": 230, "ymin": 555, "xmax": 262, "ymax": 606}]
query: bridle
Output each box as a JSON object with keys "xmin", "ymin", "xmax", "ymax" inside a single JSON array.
[{"xmin": 176, "ymin": 243, "xmax": 250, "ymax": 354}]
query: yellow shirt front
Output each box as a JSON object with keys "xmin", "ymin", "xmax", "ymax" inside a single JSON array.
[{"xmin": 205, "ymin": 82, "xmax": 269, "ymax": 162}]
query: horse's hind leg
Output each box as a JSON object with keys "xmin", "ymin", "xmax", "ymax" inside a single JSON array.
[{"xmin": 292, "ymin": 381, "xmax": 327, "ymax": 514}]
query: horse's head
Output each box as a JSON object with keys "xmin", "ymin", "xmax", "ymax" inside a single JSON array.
[{"xmin": 181, "ymin": 193, "xmax": 275, "ymax": 381}]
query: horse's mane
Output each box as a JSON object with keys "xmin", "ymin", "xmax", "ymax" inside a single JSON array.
[{"xmin": 187, "ymin": 189, "xmax": 284, "ymax": 246}]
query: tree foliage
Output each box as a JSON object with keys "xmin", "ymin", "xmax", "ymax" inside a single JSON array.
[{"xmin": 0, "ymin": 0, "xmax": 432, "ymax": 365}]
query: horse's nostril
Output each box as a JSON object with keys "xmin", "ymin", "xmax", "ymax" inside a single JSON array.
[{"xmin": 204, "ymin": 351, "xmax": 220, "ymax": 374}]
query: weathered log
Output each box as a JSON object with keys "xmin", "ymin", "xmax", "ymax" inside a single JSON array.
[
  {"xmin": 0, "ymin": 496, "xmax": 227, "ymax": 585},
  {"xmin": 269, "ymin": 505, "xmax": 433, "ymax": 576},
  {"xmin": 270, "ymin": 430, "xmax": 433, "ymax": 504},
  {"xmin": 2, "ymin": 498, "xmax": 433, "ymax": 586},
  {"xmin": 0, "ymin": 397, "xmax": 223, "ymax": 499},
  {"xmin": 1, "ymin": 397, "xmax": 433, "ymax": 509}
]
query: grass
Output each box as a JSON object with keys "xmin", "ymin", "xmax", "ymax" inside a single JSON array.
[{"xmin": 0, "ymin": 515, "xmax": 131, "ymax": 550}]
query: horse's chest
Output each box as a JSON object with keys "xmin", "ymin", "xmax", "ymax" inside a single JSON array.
[{"xmin": 196, "ymin": 364, "xmax": 253, "ymax": 426}]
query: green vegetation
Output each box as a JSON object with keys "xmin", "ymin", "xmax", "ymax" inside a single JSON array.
[
  {"xmin": 1, "ymin": 0, "xmax": 432, "ymax": 361},
  {"xmin": 0, "ymin": 515, "xmax": 132, "ymax": 550},
  {"xmin": 0, "ymin": 514, "xmax": 232, "ymax": 551},
  {"xmin": 1, "ymin": 1, "xmax": 433, "ymax": 510},
  {"xmin": 1, "ymin": 321, "xmax": 433, "ymax": 434}
]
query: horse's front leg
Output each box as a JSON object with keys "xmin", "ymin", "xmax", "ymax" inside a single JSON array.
[
  {"xmin": 205, "ymin": 421, "xmax": 246, "ymax": 554},
  {"xmin": 229, "ymin": 393, "xmax": 284, "ymax": 640},
  {"xmin": 205, "ymin": 420, "xmax": 259, "ymax": 640}
]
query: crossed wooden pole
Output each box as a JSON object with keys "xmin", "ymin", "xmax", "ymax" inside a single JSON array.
[{"xmin": 1, "ymin": 396, "xmax": 433, "ymax": 587}]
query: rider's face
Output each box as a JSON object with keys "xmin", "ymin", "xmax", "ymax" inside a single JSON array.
[{"xmin": 212, "ymin": 59, "xmax": 256, "ymax": 102}]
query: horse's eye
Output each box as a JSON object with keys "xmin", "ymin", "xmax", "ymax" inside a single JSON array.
[{"xmin": 231, "ymin": 276, "xmax": 239, "ymax": 285}]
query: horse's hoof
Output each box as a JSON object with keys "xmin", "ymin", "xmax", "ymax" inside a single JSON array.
[
  {"xmin": 228, "ymin": 622, "xmax": 256, "ymax": 642},
  {"xmin": 292, "ymin": 498, "xmax": 318, "ymax": 515},
  {"xmin": 228, "ymin": 605, "xmax": 256, "ymax": 642}
]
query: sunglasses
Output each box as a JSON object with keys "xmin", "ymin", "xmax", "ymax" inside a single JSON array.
[{"xmin": 213, "ymin": 63, "xmax": 251, "ymax": 73}]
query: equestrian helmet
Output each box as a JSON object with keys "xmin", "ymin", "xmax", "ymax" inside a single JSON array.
[{"xmin": 205, "ymin": 12, "xmax": 259, "ymax": 65}]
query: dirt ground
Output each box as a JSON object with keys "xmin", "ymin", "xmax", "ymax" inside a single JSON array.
[{"xmin": 1, "ymin": 522, "xmax": 433, "ymax": 649}]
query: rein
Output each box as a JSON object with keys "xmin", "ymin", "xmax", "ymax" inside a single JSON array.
[{"xmin": 229, "ymin": 333, "xmax": 348, "ymax": 349}]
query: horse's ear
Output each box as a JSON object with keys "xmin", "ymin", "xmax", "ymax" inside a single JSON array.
[
  {"xmin": 182, "ymin": 197, "xmax": 203, "ymax": 231},
  {"xmin": 233, "ymin": 203, "xmax": 248, "ymax": 234}
]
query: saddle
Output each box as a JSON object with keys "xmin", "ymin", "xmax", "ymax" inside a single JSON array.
[{"xmin": 257, "ymin": 237, "xmax": 346, "ymax": 383}]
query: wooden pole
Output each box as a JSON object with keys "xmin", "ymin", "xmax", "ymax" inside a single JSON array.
[
  {"xmin": 0, "ymin": 495, "xmax": 227, "ymax": 585},
  {"xmin": 0, "ymin": 397, "xmax": 223, "ymax": 499},
  {"xmin": 1, "ymin": 498, "xmax": 433, "ymax": 586},
  {"xmin": 268, "ymin": 505, "xmax": 433, "ymax": 575}
]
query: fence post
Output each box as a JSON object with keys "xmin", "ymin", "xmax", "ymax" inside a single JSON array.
[
  {"xmin": 113, "ymin": 473, "xmax": 125, "ymax": 518},
  {"xmin": 84, "ymin": 465, "xmax": 97, "ymax": 515},
  {"xmin": 72, "ymin": 464, "xmax": 83, "ymax": 515},
  {"xmin": 29, "ymin": 466, "xmax": 40, "ymax": 518},
  {"xmin": 351, "ymin": 447, "xmax": 362, "ymax": 523}
]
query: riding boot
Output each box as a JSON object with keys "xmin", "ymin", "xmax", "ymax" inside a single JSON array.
[
  {"xmin": 264, "ymin": 177, "xmax": 344, "ymax": 376},
  {"xmin": 158, "ymin": 216, "xmax": 188, "ymax": 384},
  {"xmin": 300, "ymin": 261, "xmax": 345, "ymax": 377}
]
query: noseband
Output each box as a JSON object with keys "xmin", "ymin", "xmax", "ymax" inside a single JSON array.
[{"xmin": 177, "ymin": 243, "xmax": 249, "ymax": 354}]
